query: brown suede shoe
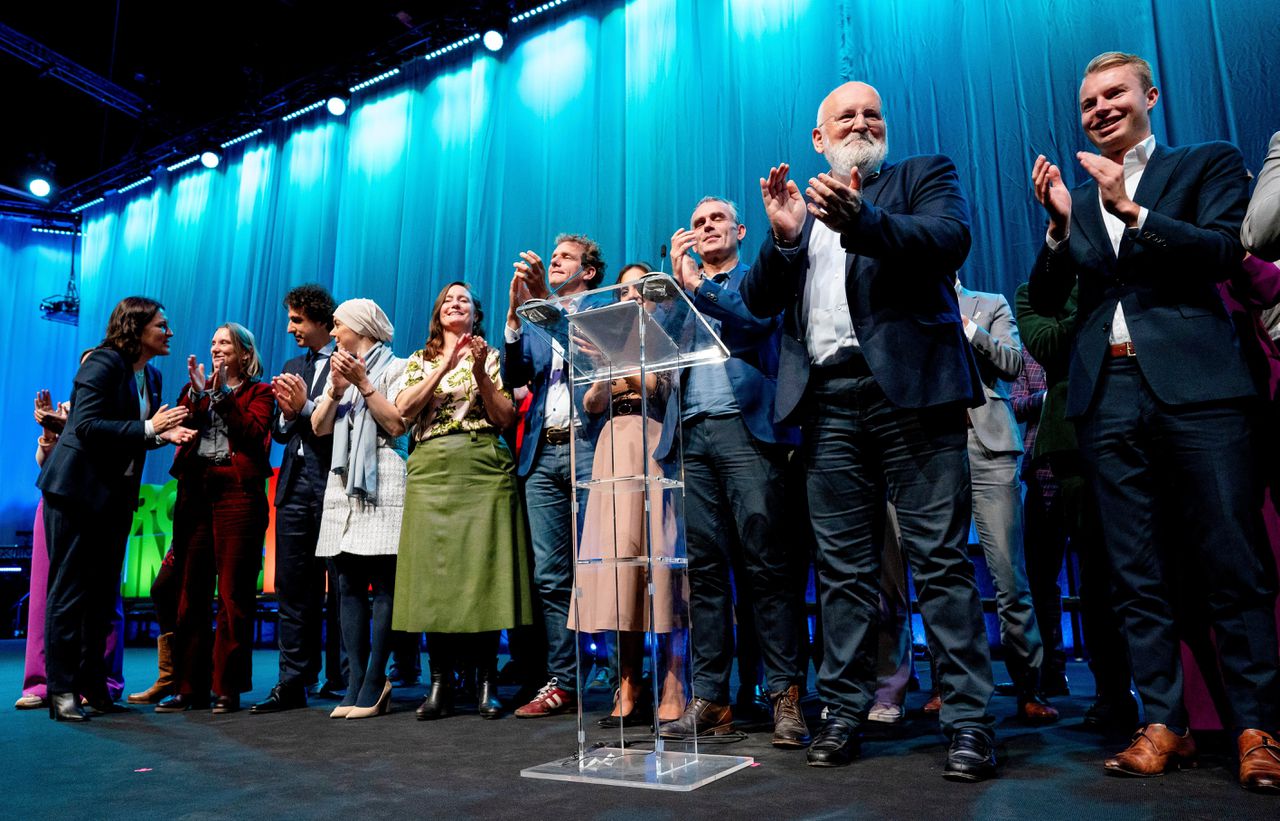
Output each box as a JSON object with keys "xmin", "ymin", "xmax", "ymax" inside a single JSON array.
[
  {"xmin": 1238, "ymin": 729, "xmax": 1280, "ymax": 793},
  {"xmin": 922, "ymin": 693, "xmax": 942, "ymax": 715},
  {"xmin": 1104, "ymin": 724, "xmax": 1197, "ymax": 777},
  {"xmin": 770, "ymin": 685, "xmax": 810, "ymax": 749},
  {"xmin": 1016, "ymin": 694, "xmax": 1060, "ymax": 724}
]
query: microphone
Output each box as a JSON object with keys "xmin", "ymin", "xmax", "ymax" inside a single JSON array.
[{"xmin": 659, "ymin": 244, "xmax": 667, "ymax": 274}]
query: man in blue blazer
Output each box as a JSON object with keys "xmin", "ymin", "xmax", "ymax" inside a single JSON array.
[
  {"xmin": 741, "ymin": 81, "xmax": 997, "ymax": 780},
  {"xmin": 252, "ymin": 284, "xmax": 339, "ymax": 713},
  {"xmin": 1030, "ymin": 52, "xmax": 1280, "ymax": 789},
  {"xmin": 655, "ymin": 197, "xmax": 807, "ymax": 748},
  {"xmin": 505, "ymin": 233, "xmax": 604, "ymax": 718},
  {"xmin": 38, "ymin": 297, "xmax": 193, "ymax": 721}
]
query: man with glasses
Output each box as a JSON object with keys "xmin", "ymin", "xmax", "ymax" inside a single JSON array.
[{"xmin": 742, "ymin": 81, "xmax": 997, "ymax": 780}]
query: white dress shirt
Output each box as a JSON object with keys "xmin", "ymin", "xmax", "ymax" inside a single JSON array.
[{"xmin": 802, "ymin": 219, "xmax": 860, "ymax": 365}]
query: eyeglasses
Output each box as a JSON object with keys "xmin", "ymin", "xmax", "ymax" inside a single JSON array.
[{"xmin": 821, "ymin": 109, "xmax": 883, "ymax": 129}]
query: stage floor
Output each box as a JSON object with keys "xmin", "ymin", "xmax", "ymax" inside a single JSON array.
[{"xmin": 1, "ymin": 640, "xmax": 1273, "ymax": 819}]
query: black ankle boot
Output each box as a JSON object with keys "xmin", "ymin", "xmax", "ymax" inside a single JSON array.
[
  {"xmin": 477, "ymin": 669, "xmax": 502, "ymax": 720},
  {"xmin": 416, "ymin": 671, "xmax": 455, "ymax": 721}
]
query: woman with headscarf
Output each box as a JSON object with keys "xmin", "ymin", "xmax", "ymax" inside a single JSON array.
[
  {"xmin": 311, "ymin": 299, "xmax": 409, "ymax": 719},
  {"xmin": 156, "ymin": 322, "xmax": 275, "ymax": 714},
  {"xmin": 392, "ymin": 281, "xmax": 531, "ymax": 720}
]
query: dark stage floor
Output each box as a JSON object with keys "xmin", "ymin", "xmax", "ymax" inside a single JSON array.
[{"xmin": 2, "ymin": 640, "xmax": 1274, "ymax": 820}]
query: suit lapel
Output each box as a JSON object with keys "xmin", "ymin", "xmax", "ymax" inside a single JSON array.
[
  {"xmin": 1119, "ymin": 144, "xmax": 1177, "ymax": 259},
  {"xmin": 1072, "ymin": 182, "xmax": 1114, "ymax": 263}
]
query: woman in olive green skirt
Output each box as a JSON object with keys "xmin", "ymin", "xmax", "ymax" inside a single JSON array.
[{"xmin": 392, "ymin": 282, "xmax": 531, "ymax": 720}]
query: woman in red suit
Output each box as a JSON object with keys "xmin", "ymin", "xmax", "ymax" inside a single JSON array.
[{"xmin": 157, "ymin": 323, "xmax": 275, "ymax": 714}]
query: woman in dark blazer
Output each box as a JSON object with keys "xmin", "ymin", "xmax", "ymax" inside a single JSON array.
[
  {"xmin": 156, "ymin": 323, "xmax": 275, "ymax": 714},
  {"xmin": 37, "ymin": 296, "xmax": 193, "ymax": 721}
]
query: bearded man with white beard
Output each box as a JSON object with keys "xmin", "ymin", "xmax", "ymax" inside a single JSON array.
[{"xmin": 741, "ymin": 81, "xmax": 999, "ymax": 780}]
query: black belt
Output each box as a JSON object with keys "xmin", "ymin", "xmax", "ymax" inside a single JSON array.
[
  {"xmin": 197, "ymin": 454, "xmax": 233, "ymax": 466},
  {"xmin": 542, "ymin": 426, "xmax": 571, "ymax": 445},
  {"xmin": 810, "ymin": 352, "xmax": 872, "ymax": 379},
  {"xmin": 611, "ymin": 396, "xmax": 641, "ymax": 416}
]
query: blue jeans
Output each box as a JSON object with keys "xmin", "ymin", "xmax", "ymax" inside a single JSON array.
[{"xmin": 523, "ymin": 440, "xmax": 593, "ymax": 692}]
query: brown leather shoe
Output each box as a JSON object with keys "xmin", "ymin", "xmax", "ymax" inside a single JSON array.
[
  {"xmin": 1016, "ymin": 694, "xmax": 1060, "ymax": 724},
  {"xmin": 1104, "ymin": 724, "xmax": 1197, "ymax": 777},
  {"xmin": 923, "ymin": 693, "xmax": 942, "ymax": 715},
  {"xmin": 658, "ymin": 697, "xmax": 733, "ymax": 739},
  {"xmin": 1238, "ymin": 729, "xmax": 1280, "ymax": 793},
  {"xmin": 770, "ymin": 685, "xmax": 810, "ymax": 748}
]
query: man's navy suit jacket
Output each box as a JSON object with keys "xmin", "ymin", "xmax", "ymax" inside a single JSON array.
[
  {"xmin": 741, "ymin": 153, "xmax": 985, "ymax": 424},
  {"xmin": 271, "ymin": 351, "xmax": 334, "ymax": 507},
  {"xmin": 1027, "ymin": 141, "xmax": 1256, "ymax": 418}
]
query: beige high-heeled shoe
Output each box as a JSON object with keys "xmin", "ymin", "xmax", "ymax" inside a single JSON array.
[
  {"xmin": 346, "ymin": 680, "xmax": 392, "ymax": 720},
  {"xmin": 330, "ymin": 705, "xmax": 353, "ymax": 719}
]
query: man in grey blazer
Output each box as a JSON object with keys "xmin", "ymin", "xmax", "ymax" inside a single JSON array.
[
  {"xmin": 1243, "ymin": 131, "xmax": 1280, "ymax": 261},
  {"xmin": 956, "ymin": 279, "xmax": 1056, "ymax": 723}
]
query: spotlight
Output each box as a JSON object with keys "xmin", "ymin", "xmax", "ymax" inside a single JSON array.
[
  {"xmin": 482, "ymin": 29, "xmax": 505, "ymax": 52},
  {"xmin": 28, "ymin": 177, "xmax": 52, "ymax": 198},
  {"xmin": 200, "ymin": 149, "xmax": 222, "ymax": 169},
  {"xmin": 326, "ymin": 95, "xmax": 349, "ymax": 116}
]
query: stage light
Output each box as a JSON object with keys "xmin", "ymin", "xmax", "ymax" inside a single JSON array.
[
  {"xmin": 349, "ymin": 68, "xmax": 400, "ymax": 93},
  {"xmin": 282, "ymin": 99, "xmax": 326, "ymax": 121},
  {"xmin": 200, "ymin": 149, "xmax": 222, "ymax": 169},
  {"xmin": 28, "ymin": 177, "xmax": 51, "ymax": 198},
  {"xmin": 220, "ymin": 128, "xmax": 264, "ymax": 149},
  {"xmin": 69, "ymin": 196, "xmax": 105, "ymax": 214},
  {"xmin": 117, "ymin": 175, "xmax": 153, "ymax": 193},
  {"xmin": 326, "ymin": 95, "xmax": 348, "ymax": 116},
  {"xmin": 424, "ymin": 33, "xmax": 480, "ymax": 62},
  {"xmin": 166, "ymin": 154, "xmax": 200, "ymax": 172},
  {"xmin": 483, "ymin": 29, "xmax": 505, "ymax": 52}
]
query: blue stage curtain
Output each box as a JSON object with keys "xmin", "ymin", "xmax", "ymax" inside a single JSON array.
[{"xmin": 2, "ymin": 0, "xmax": 1275, "ymax": 530}]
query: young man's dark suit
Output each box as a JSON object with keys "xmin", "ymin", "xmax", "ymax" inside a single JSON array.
[
  {"xmin": 38, "ymin": 348, "xmax": 163, "ymax": 701},
  {"xmin": 742, "ymin": 154, "xmax": 996, "ymax": 738},
  {"xmin": 1028, "ymin": 140, "xmax": 1280, "ymax": 731},
  {"xmin": 269, "ymin": 346, "xmax": 336, "ymax": 694}
]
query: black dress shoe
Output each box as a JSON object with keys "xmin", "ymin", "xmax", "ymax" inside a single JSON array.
[
  {"xmin": 993, "ymin": 681, "xmax": 1018, "ymax": 697},
  {"xmin": 943, "ymin": 729, "xmax": 997, "ymax": 782},
  {"xmin": 49, "ymin": 693, "xmax": 88, "ymax": 722},
  {"xmin": 82, "ymin": 699, "xmax": 130, "ymax": 716},
  {"xmin": 251, "ymin": 685, "xmax": 308, "ymax": 714},
  {"xmin": 416, "ymin": 672, "xmax": 455, "ymax": 721},
  {"xmin": 597, "ymin": 689, "xmax": 653, "ymax": 729},
  {"xmin": 212, "ymin": 694, "xmax": 240, "ymax": 714},
  {"xmin": 312, "ymin": 681, "xmax": 346, "ymax": 701},
  {"xmin": 155, "ymin": 693, "xmax": 210, "ymax": 713},
  {"xmin": 1082, "ymin": 692, "xmax": 1140, "ymax": 732},
  {"xmin": 806, "ymin": 717, "xmax": 858, "ymax": 767},
  {"xmin": 477, "ymin": 670, "xmax": 502, "ymax": 720}
]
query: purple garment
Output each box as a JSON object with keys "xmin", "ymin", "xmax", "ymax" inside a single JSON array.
[{"xmin": 22, "ymin": 498, "xmax": 126, "ymax": 701}]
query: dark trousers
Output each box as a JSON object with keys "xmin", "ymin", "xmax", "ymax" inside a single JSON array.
[
  {"xmin": 1023, "ymin": 471, "xmax": 1066, "ymax": 682},
  {"xmin": 1078, "ymin": 357, "xmax": 1280, "ymax": 730},
  {"xmin": 684, "ymin": 413, "xmax": 801, "ymax": 702},
  {"xmin": 803, "ymin": 369, "xmax": 994, "ymax": 736},
  {"xmin": 151, "ymin": 546, "xmax": 182, "ymax": 634},
  {"xmin": 335, "ymin": 553, "xmax": 396, "ymax": 708},
  {"xmin": 172, "ymin": 467, "xmax": 268, "ymax": 697},
  {"xmin": 274, "ymin": 496, "xmax": 328, "ymax": 689},
  {"xmin": 42, "ymin": 490, "xmax": 133, "ymax": 697}
]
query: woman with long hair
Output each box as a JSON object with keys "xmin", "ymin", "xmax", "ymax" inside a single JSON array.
[
  {"xmin": 393, "ymin": 281, "xmax": 532, "ymax": 720},
  {"xmin": 312, "ymin": 299, "xmax": 409, "ymax": 720},
  {"xmin": 157, "ymin": 323, "xmax": 275, "ymax": 714}
]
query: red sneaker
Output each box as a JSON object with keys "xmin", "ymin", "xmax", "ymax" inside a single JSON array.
[{"xmin": 514, "ymin": 678, "xmax": 577, "ymax": 718}]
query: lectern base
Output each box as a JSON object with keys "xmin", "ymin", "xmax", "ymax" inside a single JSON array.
[{"xmin": 521, "ymin": 748, "xmax": 754, "ymax": 791}]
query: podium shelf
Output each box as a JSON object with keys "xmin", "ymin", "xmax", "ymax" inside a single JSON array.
[{"xmin": 573, "ymin": 476, "xmax": 683, "ymax": 493}]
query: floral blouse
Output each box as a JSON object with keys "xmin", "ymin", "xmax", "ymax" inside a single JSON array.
[{"xmin": 397, "ymin": 345, "xmax": 508, "ymax": 442}]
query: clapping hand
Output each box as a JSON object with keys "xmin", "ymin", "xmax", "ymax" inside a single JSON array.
[
  {"xmin": 271, "ymin": 373, "xmax": 308, "ymax": 420},
  {"xmin": 669, "ymin": 228, "xmax": 701, "ymax": 291},
  {"xmin": 467, "ymin": 336, "xmax": 489, "ymax": 379},
  {"xmin": 150, "ymin": 404, "xmax": 190, "ymax": 434},
  {"xmin": 187, "ymin": 355, "xmax": 226, "ymax": 393},
  {"xmin": 35, "ymin": 390, "xmax": 69, "ymax": 432},
  {"xmin": 443, "ymin": 333, "xmax": 472, "ymax": 372},
  {"xmin": 159, "ymin": 425, "xmax": 197, "ymax": 445},
  {"xmin": 513, "ymin": 250, "xmax": 551, "ymax": 300},
  {"xmin": 1076, "ymin": 152, "xmax": 1140, "ymax": 225},
  {"xmin": 1032, "ymin": 155, "xmax": 1072, "ymax": 241},
  {"xmin": 807, "ymin": 169, "xmax": 863, "ymax": 233},
  {"xmin": 329, "ymin": 349, "xmax": 364, "ymax": 396},
  {"xmin": 759, "ymin": 163, "xmax": 806, "ymax": 244}
]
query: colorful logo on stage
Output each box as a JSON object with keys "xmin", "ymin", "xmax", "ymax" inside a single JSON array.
[{"xmin": 121, "ymin": 471, "xmax": 280, "ymax": 598}]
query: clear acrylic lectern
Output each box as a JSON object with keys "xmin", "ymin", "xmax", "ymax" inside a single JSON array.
[{"xmin": 518, "ymin": 274, "xmax": 753, "ymax": 791}]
